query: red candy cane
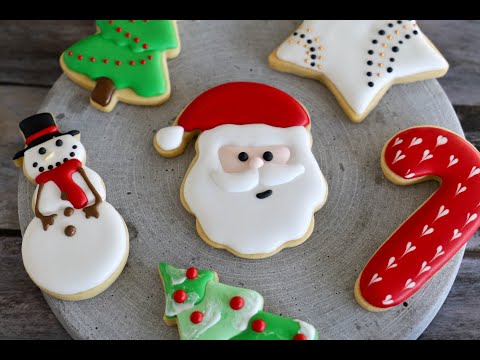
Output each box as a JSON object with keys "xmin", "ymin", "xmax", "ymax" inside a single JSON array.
[{"xmin": 356, "ymin": 126, "xmax": 480, "ymax": 311}]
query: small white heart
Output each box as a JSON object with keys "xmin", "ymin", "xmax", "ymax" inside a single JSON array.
[
  {"xmin": 382, "ymin": 294, "xmax": 394, "ymax": 305},
  {"xmin": 468, "ymin": 166, "xmax": 480, "ymax": 179},
  {"xmin": 448, "ymin": 155, "xmax": 459, "ymax": 168},
  {"xmin": 386, "ymin": 256, "xmax": 397, "ymax": 270},
  {"xmin": 466, "ymin": 212, "xmax": 478, "ymax": 226},
  {"xmin": 368, "ymin": 273, "xmax": 383, "ymax": 286},
  {"xmin": 451, "ymin": 229, "xmax": 462, "ymax": 241},
  {"xmin": 419, "ymin": 261, "xmax": 432, "ymax": 275},
  {"xmin": 393, "ymin": 150, "xmax": 406, "ymax": 164},
  {"xmin": 420, "ymin": 149, "xmax": 433, "ymax": 163},
  {"xmin": 404, "ymin": 278, "xmax": 416, "ymax": 290},
  {"xmin": 432, "ymin": 246, "xmax": 445, "ymax": 261},
  {"xmin": 455, "ymin": 183, "xmax": 467, "ymax": 196},
  {"xmin": 393, "ymin": 138, "xmax": 403, "ymax": 147},
  {"xmin": 436, "ymin": 135, "xmax": 448, "ymax": 147},
  {"xmin": 402, "ymin": 242, "xmax": 416, "ymax": 257},
  {"xmin": 409, "ymin": 137, "xmax": 423, "ymax": 147},
  {"xmin": 421, "ymin": 225, "xmax": 434, "ymax": 237},
  {"xmin": 434, "ymin": 205, "xmax": 449, "ymax": 221},
  {"xmin": 405, "ymin": 173, "xmax": 416, "ymax": 179}
]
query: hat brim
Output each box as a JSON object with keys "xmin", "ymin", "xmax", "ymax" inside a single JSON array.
[{"xmin": 13, "ymin": 130, "xmax": 80, "ymax": 160}]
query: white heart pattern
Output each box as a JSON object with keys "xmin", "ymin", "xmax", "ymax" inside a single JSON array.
[
  {"xmin": 418, "ymin": 261, "xmax": 432, "ymax": 276},
  {"xmin": 421, "ymin": 225, "xmax": 434, "ymax": 237},
  {"xmin": 455, "ymin": 183, "xmax": 467, "ymax": 197},
  {"xmin": 404, "ymin": 278, "xmax": 416, "ymax": 290},
  {"xmin": 402, "ymin": 241, "xmax": 416, "ymax": 257},
  {"xmin": 393, "ymin": 138, "xmax": 403, "ymax": 147},
  {"xmin": 448, "ymin": 155, "xmax": 459, "ymax": 168},
  {"xmin": 368, "ymin": 273, "xmax": 382, "ymax": 286},
  {"xmin": 386, "ymin": 257, "xmax": 398, "ymax": 270},
  {"xmin": 451, "ymin": 229, "xmax": 462, "ymax": 241},
  {"xmin": 409, "ymin": 137, "xmax": 423, "ymax": 148},
  {"xmin": 436, "ymin": 135, "xmax": 448, "ymax": 147},
  {"xmin": 468, "ymin": 166, "xmax": 480, "ymax": 179},
  {"xmin": 434, "ymin": 205, "xmax": 449, "ymax": 221},
  {"xmin": 393, "ymin": 150, "xmax": 406, "ymax": 164},
  {"xmin": 432, "ymin": 246, "xmax": 445, "ymax": 261},
  {"xmin": 382, "ymin": 294, "xmax": 394, "ymax": 305},
  {"xmin": 420, "ymin": 149, "xmax": 433, "ymax": 163},
  {"xmin": 404, "ymin": 169, "xmax": 416, "ymax": 179},
  {"xmin": 465, "ymin": 212, "xmax": 478, "ymax": 226}
]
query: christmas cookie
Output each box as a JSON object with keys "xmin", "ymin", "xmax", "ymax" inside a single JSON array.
[
  {"xmin": 154, "ymin": 82, "xmax": 328, "ymax": 259},
  {"xmin": 60, "ymin": 20, "xmax": 180, "ymax": 112},
  {"xmin": 269, "ymin": 20, "xmax": 449, "ymax": 123},
  {"xmin": 355, "ymin": 126, "xmax": 480, "ymax": 311},
  {"xmin": 159, "ymin": 262, "xmax": 318, "ymax": 340},
  {"xmin": 13, "ymin": 113, "xmax": 129, "ymax": 300}
]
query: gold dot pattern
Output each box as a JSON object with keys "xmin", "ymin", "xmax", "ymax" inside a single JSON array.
[{"xmin": 288, "ymin": 28, "xmax": 325, "ymax": 70}]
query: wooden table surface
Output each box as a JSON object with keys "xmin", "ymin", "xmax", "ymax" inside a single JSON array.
[{"xmin": 1, "ymin": 20, "xmax": 479, "ymax": 340}]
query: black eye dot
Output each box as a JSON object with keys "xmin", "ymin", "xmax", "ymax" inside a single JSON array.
[
  {"xmin": 63, "ymin": 158, "xmax": 68, "ymax": 162},
  {"xmin": 32, "ymin": 162, "xmax": 38, "ymax": 168},
  {"xmin": 55, "ymin": 139, "xmax": 63, "ymax": 147},
  {"xmin": 72, "ymin": 145, "xmax": 77, "ymax": 149},
  {"xmin": 238, "ymin": 152, "xmax": 248, "ymax": 162},
  {"xmin": 39, "ymin": 147, "xmax": 46, "ymax": 155},
  {"xmin": 70, "ymin": 152, "xmax": 75, "ymax": 157},
  {"xmin": 39, "ymin": 167, "xmax": 44, "ymax": 172},
  {"xmin": 56, "ymin": 162, "xmax": 61, "ymax": 167},
  {"xmin": 48, "ymin": 165, "xmax": 53, "ymax": 170},
  {"xmin": 263, "ymin": 151, "xmax": 273, "ymax": 161}
]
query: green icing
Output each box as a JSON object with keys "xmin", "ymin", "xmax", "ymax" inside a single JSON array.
[
  {"xmin": 63, "ymin": 20, "xmax": 179, "ymax": 97},
  {"xmin": 176, "ymin": 281, "xmax": 264, "ymax": 340},
  {"xmin": 96, "ymin": 20, "xmax": 178, "ymax": 53},
  {"xmin": 158, "ymin": 263, "xmax": 215, "ymax": 319}
]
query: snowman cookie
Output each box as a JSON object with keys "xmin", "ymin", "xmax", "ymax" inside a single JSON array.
[
  {"xmin": 269, "ymin": 20, "xmax": 449, "ymax": 123},
  {"xmin": 154, "ymin": 82, "xmax": 328, "ymax": 259},
  {"xmin": 13, "ymin": 113, "xmax": 129, "ymax": 300}
]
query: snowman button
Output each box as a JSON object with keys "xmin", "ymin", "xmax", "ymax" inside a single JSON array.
[
  {"xmin": 64, "ymin": 225, "xmax": 76, "ymax": 237},
  {"xmin": 64, "ymin": 207, "xmax": 74, "ymax": 217}
]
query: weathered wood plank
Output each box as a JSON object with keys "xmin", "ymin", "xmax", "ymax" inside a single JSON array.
[
  {"xmin": 0, "ymin": 234, "xmax": 70, "ymax": 339},
  {"xmin": 0, "ymin": 20, "xmax": 94, "ymax": 86},
  {"xmin": 0, "ymin": 85, "xmax": 49, "ymax": 230}
]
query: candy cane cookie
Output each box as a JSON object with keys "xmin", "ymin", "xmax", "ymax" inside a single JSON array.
[{"xmin": 355, "ymin": 126, "xmax": 480, "ymax": 311}]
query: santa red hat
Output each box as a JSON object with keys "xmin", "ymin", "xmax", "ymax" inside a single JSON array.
[{"xmin": 155, "ymin": 82, "xmax": 310, "ymax": 154}]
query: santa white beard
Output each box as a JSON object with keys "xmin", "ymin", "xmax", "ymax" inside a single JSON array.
[{"xmin": 183, "ymin": 124, "xmax": 328, "ymax": 256}]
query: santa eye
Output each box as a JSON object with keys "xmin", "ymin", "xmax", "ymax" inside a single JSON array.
[
  {"xmin": 38, "ymin": 147, "xmax": 46, "ymax": 155},
  {"xmin": 56, "ymin": 139, "xmax": 63, "ymax": 146},
  {"xmin": 263, "ymin": 151, "xmax": 273, "ymax": 161},
  {"xmin": 238, "ymin": 152, "xmax": 249, "ymax": 162}
]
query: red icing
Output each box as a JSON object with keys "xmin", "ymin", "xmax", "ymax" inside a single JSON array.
[
  {"xmin": 293, "ymin": 334, "xmax": 308, "ymax": 340},
  {"xmin": 25, "ymin": 125, "xmax": 58, "ymax": 145},
  {"xmin": 78, "ymin": 55, "xmax": 83, "ymax": 60},
  {"xmin": 140, "ymin": 60, "xmax": 146, "ymax": 65},
  {"xmin": 148, "ymin": 55, "xmax": 153, "ymax": 60},
  {"xmin": 115, "ymin": 60, "xmax": 121, "ymax": 66},
  {"xmin": 173, "ymin": 289, "xmax": 187, "ymax": 303},
  {"xmin": 125, "ymin": 32, "xmax": 131, "ymax": 38},
  {"xmin": 90, "ymin": 57, "xmax": 96, "ymax": 62},
  {"xmin": 134, "ymin": 37, "xmax": 140, "ymax": 43},
  {"xmin": 190, "ymin": 311, "xmax": 203, "ymax": 324},
  {"xmin": 116, "ymin": 27, "xmax": 122, "ymax": 32},
  {"xmin": 103, "ymin": 59, "xmax": 109, "ymax": 64},
  {"xmin": 359, "ymin": 126, "xmax": 480, "ymax": 309},
  {"xmin": 143, "ymin": 43, "xmax": 149, "ymax": 49},
  {"xmin": 129, "ymin": 61, "xmax": 135, "ymax": 66},
  {"xmin": 229, "ymin": 296, "xmax": 245, "ymax": 310},
  {"xmin": 186, "ymin": 267, "xmax": 198, "ymax": 280},
  {"xmin": 251, "ymin": 319, "xmax": 266, "ymax": 332},
  {"xmin": 67, "ymin": 51, "xmax": 73, "ymax": 56},
  {"xmin": 35, "ymin": 159, "xmax": 88, "ymax": 209},
  {"xmin": 176, "ymin": 82, "xmax": 310, "ymax": 133}
]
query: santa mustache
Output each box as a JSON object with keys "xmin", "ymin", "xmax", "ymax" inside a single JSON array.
[{"xmin": 210, "ymin": 163, "xmax": 305, "ymax": 193}]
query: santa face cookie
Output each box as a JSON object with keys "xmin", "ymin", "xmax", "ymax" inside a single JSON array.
[
  {"xmin": 13, "ymin": 113, "xmax": 129, "ymax": 301},
  {"xmin": 355, "ymin": 126, "xmax": 480, "ymax": 311},
  {"xmin": 159, "ymin": 262, "xmax": 318, "ymax": 340},
  {"xmin": 60, "ymin": 20, "xmax": 180, "ymax": 112},
  {"xmin": 154, "ymin": 82, "xmax": 328, "ymax": 259},
  {"xmin": 269, "ymin": 20, "xmax": 449, "ymax": 123}
]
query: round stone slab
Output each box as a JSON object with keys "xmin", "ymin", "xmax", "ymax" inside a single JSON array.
[{"xmin": 17, "ymin": 20, "xmax": 463, "ymax": 339}]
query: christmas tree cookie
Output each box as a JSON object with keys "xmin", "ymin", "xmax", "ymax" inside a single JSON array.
[
  {"xmin": 60, "ymin": 20, "xmax": 180, "ymax": 112},
  {"xmin": 159, "ymin": 262, "xmax": 318, "ymax": 340}
]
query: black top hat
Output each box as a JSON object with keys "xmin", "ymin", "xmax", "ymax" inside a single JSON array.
[{"xmin": 13, "ymin": 113, "xmax": 80, "ymax": 160}]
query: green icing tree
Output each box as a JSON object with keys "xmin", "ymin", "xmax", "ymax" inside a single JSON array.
[
  {"xmin": 62, "ymin": 20, "xmax": 179, "ymax": 110},
  {"xmin": 159, "ymin": 262, "xmax": 318, "ymax": 340}
]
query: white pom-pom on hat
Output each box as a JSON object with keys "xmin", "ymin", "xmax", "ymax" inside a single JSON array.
[{"xmin": 155, "ymin": 126, "xmax": 185, "ymax": 152}]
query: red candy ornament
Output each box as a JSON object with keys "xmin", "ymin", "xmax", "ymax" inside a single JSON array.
[
  {"xmin": 251, "ymin": 319, "xmax": 266, "ymax": 332},
  {"xmin": 229, "ymin": 296, "xmax": 245, "ymax": 310},
  {"xmin": 173, "ymin": 289, "xmax": 187, "ymax": 303},
  {"xmin": 186, "ymin": 267, "xmax": 198, "ymax": 280}
]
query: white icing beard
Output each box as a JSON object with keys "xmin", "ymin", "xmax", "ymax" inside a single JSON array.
[
  {"xmin": 183, "ymin": 124, "xmax": 328, "ymax": 255},
  {"xmin": 275, "ymin": 20, "xmax": 448, "ymax": 114}
]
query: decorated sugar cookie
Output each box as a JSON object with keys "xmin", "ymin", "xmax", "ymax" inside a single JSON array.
[
  {"xmin": 154, "ymin": 82, "xmax": 328, "ymax": 259},
  {"xmin": 159, "ymin": 262, "xmax": 318, "ymax": 340},
  {"xmin": 13, "ymin": 113, "xmax": 129, "ymax": 300},
  {"xmin": 355, "ymin": 126, "xmax": 480, "ymax": 311},
  {"xmin": 60, "ymin": 20, "xmax": 180, "ymax": 112},
  {"xmin": 269, "ymin": 20, "xmax": 449, "ymax": 123}
]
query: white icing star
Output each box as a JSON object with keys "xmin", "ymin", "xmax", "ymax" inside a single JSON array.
[{"xmin": 269, "ymin": 20, "xmax": 449, "ymax": 122}]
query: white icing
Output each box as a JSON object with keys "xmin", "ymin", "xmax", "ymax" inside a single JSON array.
[
  {"xmin": 295, "ymin": 319, "xmax": 317, "ymax": 340},
  {"xmin": 165, "ymin": 292, "xmax": 199, "ymax": 317},
  {"xmin": 275, "ymin": 20, "xmax": 448, "ymax": 114},
  {"xmin": 22, "ymin": 202, "xmax": 128, "ymax": 295},
  {"xmin": 155, "ymin": 126, "xmax": 184, "ymax": 151},
  {"xmin": 23, "ymin": 134, "xmax": 86, "ymax": 181},
  {"xmin": 180, "ymin": 297, "xmax": 222, "ymax": 340},
  {"xmin": 230, "ymin": 286, "xmax": 264, "ymax": 331},
  {"xmin": 32, "ymin": 166, "xmax": 106, "ymax": 214},
  {"xmin": 183, "ymin": 124, "xmax": 327, "ymax": 255}
]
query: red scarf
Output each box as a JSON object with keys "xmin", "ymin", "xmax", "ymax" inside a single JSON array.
[{"xmin": 35, "ymin": 159, "xmax": 88, "ymax": 209}]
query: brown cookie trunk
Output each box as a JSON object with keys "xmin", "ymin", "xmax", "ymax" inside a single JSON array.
[{"xmin": 91, "ymin": 77, "xmax": 116, "ymax": 107}]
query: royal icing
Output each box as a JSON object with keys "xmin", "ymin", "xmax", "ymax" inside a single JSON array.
[
  {"xmin": 357, "ymin": 126, "xmax": 480, "ymax": 310},
  {"xmin": 159, "ymin": 263, "xmax": 318, "ymax": 340},
  {"xmin": 272, "ymin": 20, "xmax": 448, "ymax": 120},
  {"xmin": 154, "ymin": 82, "xmax": 328, "ymax": 258},
  {"xmin": 14, "ymin": 114, "xmax": 129, "ymax": 299}
]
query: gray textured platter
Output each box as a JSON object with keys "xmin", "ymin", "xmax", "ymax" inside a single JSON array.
[{"xmin": 18, "ymin": 20, "xmax": 464, "ymax": 339}]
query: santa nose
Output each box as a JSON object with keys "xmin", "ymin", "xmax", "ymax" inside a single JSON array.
[
  {"xmin": 44, "ymin": 150, "xmax": 55, "ymax": 161},
  {"xmin": 249, "ymin": 157, "xmax": 264, "ymax": 169}
]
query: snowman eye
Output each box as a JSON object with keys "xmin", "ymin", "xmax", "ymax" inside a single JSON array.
[
  {"xmin": 263, "ymin": 151, "xmax": 273, "ymax": 161},
  {"xmin": 238, "ymin": 152, "xmax": 249, "ymax": 162},
  {"xmin": 56, "ymin": 139, "xmax": 63, "ymax": 147},
  {"xmin": 32, "ymin": 162, "xmax": 38, "ymax": 168},
  {"xmin": 38, "ymin": 147, "xmax": 46, "ymax": 155}
]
